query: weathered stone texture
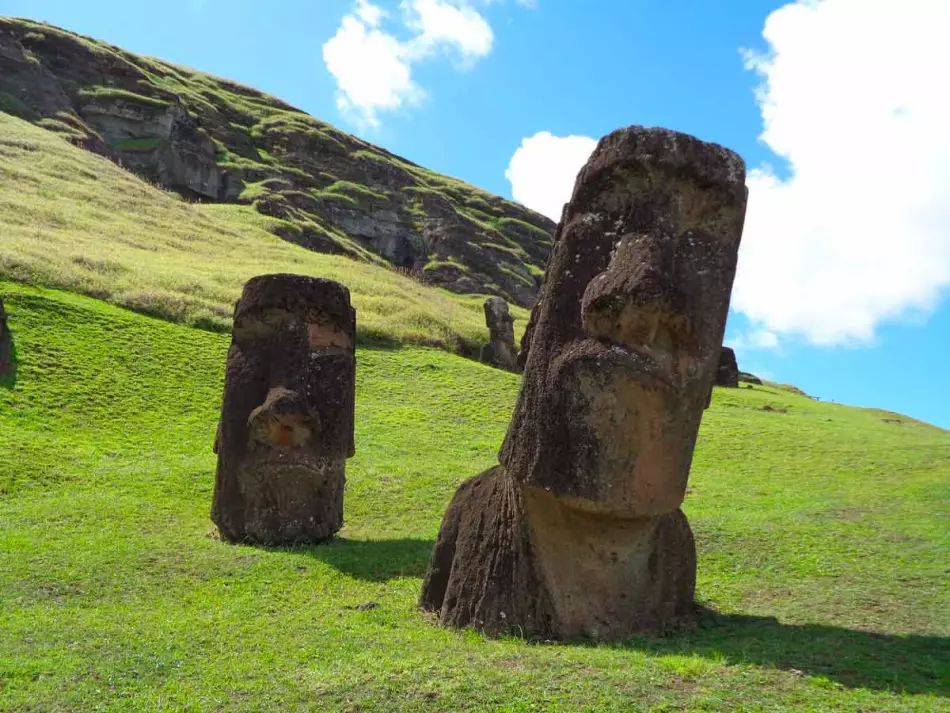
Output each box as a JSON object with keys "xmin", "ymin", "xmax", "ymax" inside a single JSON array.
[
  {"xmin": 211, "ymin": 274, "xmax": 356, "ymax": 545},
  {"xmin": 421, "ymin": 126, "xmax": 748, "ymax": 640}
]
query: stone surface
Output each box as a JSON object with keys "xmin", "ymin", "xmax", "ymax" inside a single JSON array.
[
  {"xmin": 211, "ymin": 274, "xmax": 356, "ymax": 545},
  {"xmin": 421, "ymin": 125, "xmax": 748, "ymax": 640},
  {"xmin": 79, "ymin": 95, "xmax": 222, "ymax": 199},
  {"xmin": 479, "ymin": 296, "xmax": 519, "ymax": 372},
  {"xmin": 739, "ymin": 371, "xmax": 763, "ymax": 385},
  {"xmin": 716, "ymin": 346, "xmax": 740, "ymax": 388},
  {"xmin": 0, "ymin": 297, "xmax": 11, "ymax": 377},
  {"xmin": 0, "ymin": 19, "xmax": 555, "ymax": 306}
]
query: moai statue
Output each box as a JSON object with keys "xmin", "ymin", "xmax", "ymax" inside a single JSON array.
[
  {"xmin": 211, "ymin": 274, "xmax": 356, "ymax": 545},
  {"xmin": 479, "ymin": 296, "xmax": 519, "ymax": 372},
  {"xmin": 716, "ymin": 346, "xmax": 740, "ymax": 388},
  {"xmin": 420, "ymin": 126, "xmax": 747, "ymax": 640},
  {"xmin": 0, "ymin": 297, "xmax": 11, "ymax": 377}
]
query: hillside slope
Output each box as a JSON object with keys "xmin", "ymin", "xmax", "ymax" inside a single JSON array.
[
  {"xmin": 0, "ymin": 282, "xmax": 947, "ymax": 711},
  {"xmin": 0, "ymin": 17, "xmax": 555, "ymax": 306},
  {"xmin": 0, "ymin": 111, "xmax": 529, "ymax": 350}
]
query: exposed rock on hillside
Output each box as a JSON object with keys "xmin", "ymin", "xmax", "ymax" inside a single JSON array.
[{"xmin": 0, "ymin": 18, "xmax": 555, "ymax": 306}]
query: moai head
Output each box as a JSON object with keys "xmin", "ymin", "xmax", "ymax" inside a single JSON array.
[
  {"xmin": 501, "ymin": 127, "xmax": 747, "ymax": 518},
  {"xmin": 484, "ymin": 296, "xmax": 515, "ymax": 346},
  {"xmin": 212, "ymin": 274, "xmax": 356, "ymax": 544}
]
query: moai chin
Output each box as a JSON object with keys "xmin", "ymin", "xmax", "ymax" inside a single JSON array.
[
  {"xmin": 479, "ymin": 296, "xmax": 519, "ymax": 372},
  {"xmin": 420, "ymin": 126, "xmax": 747, "ymax": 640},
  {"xmin": 211, "ymin": 274, "xmax": 356, "ymax": 545}
]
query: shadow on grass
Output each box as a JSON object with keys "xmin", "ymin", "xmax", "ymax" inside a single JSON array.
[
  {"xmin": 609, "ymin": 609, "xmax": 950, "ymax": 696},
  {"xmin": 277, "ymin": 537, "xmax": 434, "ymax": 582}
]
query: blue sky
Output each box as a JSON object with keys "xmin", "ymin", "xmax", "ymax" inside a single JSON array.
[{"xmin": 4, "ymin": 0, "xmax": 949, "ymax": 428}]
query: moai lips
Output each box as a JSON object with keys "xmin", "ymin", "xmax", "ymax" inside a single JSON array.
[
  {"xmin": 421, "ymin": 126, "xmax": 747, "ymax": 640},
  {"xmin": 211, "ymin": 274, "xmax": 356, "ymax": 545}
]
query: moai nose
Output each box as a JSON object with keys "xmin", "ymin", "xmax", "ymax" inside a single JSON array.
[
  {"xmin": 582, "ymin": 235, "xmax": 686, "ymax": 352},
  {"xmin": 247, "ymin": 387, "xmax": 316, "ymax": 448}
]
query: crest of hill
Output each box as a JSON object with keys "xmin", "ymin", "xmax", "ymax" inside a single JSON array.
[{"xmin": 0, "ymin": 16, "xmax": 555, "ymax": 307}]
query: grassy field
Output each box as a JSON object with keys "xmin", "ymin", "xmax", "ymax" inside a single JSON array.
[
  {"xmin": 0, "ymin": 112, "xmax": 528, "ymax": 351},
  {"xmin": 0, "ymin": 280, "xmax": 947, "ymax": 712}
]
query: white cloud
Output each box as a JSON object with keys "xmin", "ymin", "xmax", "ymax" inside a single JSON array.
[
  {"xmin": 322, "ymin": 11, "xmax": 421, "ymax": 128},
  {"xmin": 355, "ymin": 0, "xmax": 386, "ymax": 26},
  {"xmin": 323, "ymin": 0, "xmax": 531, "ymax": 127},
  {"xmin": 404, "ymin": 0, "xmax": 494, "ymax": 65},
  {"xmin": 505, "ymin": 131, "xmax": 597, "ymax": 221},
  {"xmin": 735, "ymin": 0, "xmax": 950, "ymax": 345}
]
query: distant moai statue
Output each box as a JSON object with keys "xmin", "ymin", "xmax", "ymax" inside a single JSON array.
[
  {"xmin": 211, "ymin": 274, "xmax": 356, "ymax": 545},
  {"xmin": 479, "ymin": 296, "xmax": 519, "ymax": 372},
  {"xmin": 0, "ymin": 297, "xmax": 12, "ymax": 378},
  {"xmin": 420, "ymin": 126, "xmax": 748, "ymax": 640},
  {"xmin": 716, "ymin": 347, "xmax": 740, "ymax": 388}
]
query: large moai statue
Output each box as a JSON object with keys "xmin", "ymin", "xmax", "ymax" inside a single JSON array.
[
  {"xmin": 211, "ymin": 274, "xmax": 356, "ymax": 545},
  {"xmin": 479, "ymin": 296, "xmax": 519, "ymax": 372},
  {"xmin": 420, "ymin": 126, "xmax": 747, "ymax": 640},
  {"xmin": 0, "ymin": 297, "xmax": 12, "ymax": 378}
]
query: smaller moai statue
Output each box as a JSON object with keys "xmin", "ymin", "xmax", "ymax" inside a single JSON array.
[
  {"xmin": 0, "ymin": 297, "xmax": 11, "ymax": 378},
  {"xmin": 479, "ymin": 296, "xmax": 519, "ymax": 372},
  {"xmin": 716, "ymin": 346, "xmax": 740, "ymax": 388},
  {"xmin": 211, "ymin": 274, "xmax": 356, "ymax": 545}
]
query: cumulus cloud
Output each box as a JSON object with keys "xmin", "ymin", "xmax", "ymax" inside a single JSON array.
[
  {"xmin": 505, "ymin": 131, "xmax": 597, "ymax": 221},
  {"xmin": 404, "ymin": 0, "xmax": 494, "ymax": 65},
  {"xmin": 735, "ymin": 0, "xmax": 950, "ymax": 345},
  {"xmin": 323, "ymin": 0, "xmax": 530, "ymax": 127},
  {"xmin": 322, "ymin": 10, "xmax": 421, "ymax": 128}
]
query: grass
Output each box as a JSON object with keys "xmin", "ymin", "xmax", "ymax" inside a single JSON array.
[
  {"xmin": 0, "ymin": 281, "xmax": 947, "ymax": 712},
  {"xmin": 0, "ymin": 112, "xmax": 528, "ymax": 350},
  {"xmin": 76, "ymin": 85, "xmax": 171, "ymax": 109}
]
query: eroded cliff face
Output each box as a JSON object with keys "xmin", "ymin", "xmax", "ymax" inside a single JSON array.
[{"xmin": 0, "ymin": 18, "xmax": 554, "ymax": 306}]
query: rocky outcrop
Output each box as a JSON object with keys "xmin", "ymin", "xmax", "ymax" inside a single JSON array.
[
  {"xmin": 211, "ymin": 274, "xmax": 356, "ymax": 545},
  {"xmin": 78, "ymin": 94, "xmax": 222, "ymax": 199},
  {"xmin": 421, "ymin": 126, "xmax": 748, "ymax": 640},
  {"xmin": 0, "ymin": 18, "xmax": 555, "ymax": 307},
  {"xmin": 739, "ymin": 371, "xmax": 763, "ymax": 385},
  {"xmin": 717, "ymin": 346, "xmax": 740, "ymax": 388},
  {"xmin": 479, "ymin": 297, "xmax": 518, "ymax": 372}
]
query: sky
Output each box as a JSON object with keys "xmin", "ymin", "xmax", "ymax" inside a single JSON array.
[{"xmin": 3, "ymin": 0, "xmax": 950, "ymax": 428}]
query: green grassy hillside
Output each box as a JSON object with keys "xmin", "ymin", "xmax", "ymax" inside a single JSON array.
[
  {"xmin": 1, "ymin": 281, "xmax": 947, "ymax": 712},
  {"xmin": 0, "ymin": 112, "xmax": 528, "ymax": 351},
  {"xmin": 0, "ymin": 17, "xmax": 555, "ymax": 305}
]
